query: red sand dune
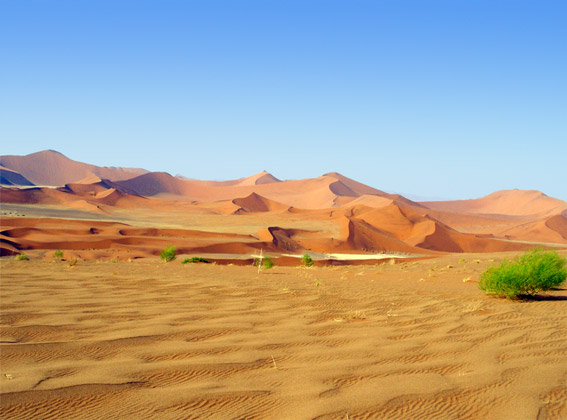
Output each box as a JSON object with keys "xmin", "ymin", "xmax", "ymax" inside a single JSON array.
[
  {"xmin": 116, "ymin": 171, "xmax": 420, "ymax": 210},
  {"xmin": 341, "ymin": 203, "xmax": 531, "ymax": 253},
  {"xmin": 0, "ymin": 150, "xmax": 148, "ymax": 186},
  {"xmin": 2, "ymin": 151, "xmax": 566, "ymax": 256},
  {"xmin": 231, "ymin": 192, "xmax": 289, "ymax": 213},
  {"xmin": 423, "ymin": 189, "xmax": 566, "ymax": 218}
]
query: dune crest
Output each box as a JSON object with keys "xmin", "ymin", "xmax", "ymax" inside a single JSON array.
[{"xmin": 231, "ymin": 193, "xmax": 289, "ymax": 213}]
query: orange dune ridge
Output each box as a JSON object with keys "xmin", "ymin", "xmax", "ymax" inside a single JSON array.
[
  {"xmin": 1, "ymin": 150, "xmax": 566, "ymax": 258},
  {"xmin": 113, "ymin": 171, "xmax": 417, "ymax": 210}
]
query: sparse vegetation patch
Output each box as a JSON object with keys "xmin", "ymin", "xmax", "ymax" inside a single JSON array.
[
  {"xmin": 182, "ymin": 257, "xmax": 211, "ymax": 264},
  {"xmin": 15, "ymin": 253, "xmax": 29, "ymax": 261},
  {"xmin": 479, "ymin": 249, "xmax": 566, "ymax": 299}
]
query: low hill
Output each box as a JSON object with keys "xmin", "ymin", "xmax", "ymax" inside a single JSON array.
[{"xmin": 422, "ymin": 189, "xmax": 567, "ymax": 218}]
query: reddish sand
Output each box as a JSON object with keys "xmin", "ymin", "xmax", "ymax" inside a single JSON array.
[
  {"xmin": 1, "ymin": 151, "xmax": 566, "ymax": 257},
  {"xmin": 2, "ymin": 177, "xmax": 566, "ymax": 259}
]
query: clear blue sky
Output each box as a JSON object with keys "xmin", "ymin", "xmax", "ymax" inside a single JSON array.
[{"xmin": 1, "ymin": 0, "xmax": 565, "ymax": 200}]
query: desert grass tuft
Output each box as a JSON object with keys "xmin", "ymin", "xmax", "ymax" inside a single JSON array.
[{"xmin": 160, "ymin": 245, "xmax": 177, "ymax": 262}]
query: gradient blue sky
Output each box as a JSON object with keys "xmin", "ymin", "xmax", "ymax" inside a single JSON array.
[{"xmin": 2, "ymin": 0, "xmax": 566, "ymax": 200}]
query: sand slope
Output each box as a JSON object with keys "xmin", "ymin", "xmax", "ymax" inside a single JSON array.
[
  {"xmin": 0, "ymin": 166, "xmax": 34, "ymax": 187},
  {"xmin": 1, "ymin": 255, "xmax": 566, "ymax": 419}
]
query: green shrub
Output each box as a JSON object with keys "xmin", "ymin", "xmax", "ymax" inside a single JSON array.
[
  {"xmin": 262, "ymin": 256, "xmax": 274, "ymax": 269},
  {"xmin": 302, "ymin": 254, "xmax": 314, "ymax": 267},
  {"xmin": 182, "ymin": 257, "xmax": 211, "ymax": 264},
  {"xmin": 15, "ymin": 253, "xmax": 29, "ymax": 261},
  {"xmin": 160, "ymin": 245, "xmax": 177, "ymax": 262},
  {"xmin": 479, "ymin": 249, "xmax": 567, "ymax": 298},
  {"xmin": 53, "ymin": 249, "xmax": 64, "ymax": 260}
]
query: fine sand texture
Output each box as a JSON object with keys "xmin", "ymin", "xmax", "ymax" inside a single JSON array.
[{"xmin": 1, "ymin": 253, "xmax": 566, "ymax": 419}]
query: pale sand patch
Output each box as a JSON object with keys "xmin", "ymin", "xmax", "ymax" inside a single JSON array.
[{"xmin": 281, "ymin": 252, "xmax": 415, "ymax": 260}]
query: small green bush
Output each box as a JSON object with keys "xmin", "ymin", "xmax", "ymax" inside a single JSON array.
[
  {"xmin": 53, "ymin": 249, "xmax": 64, "ymax": 260},
  {"xmin": 15, "ymin": 253, "xmax": 29, "ymax": 261},
  {"xmin": 160, "ymin": 245, "xmax": 177, "ymax": 262},
  {"xmin": 262, "ymin": 256, "xmax": 274, "ymax": 269},
  {"xmin": 182, "ymin": 257, "xmax": 211, "ymax": 264},
  {"xmin": 302, "ymin": 254, "xmax": 314, "ymax": 267},
  {"xmin": 479, "ymin": 249, "xmax": 567, "ymax": 299}
]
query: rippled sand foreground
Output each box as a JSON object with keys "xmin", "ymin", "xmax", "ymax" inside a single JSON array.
[{"xmin": 1, "ymin": 254, "xmax": 566, "ymax": 419}]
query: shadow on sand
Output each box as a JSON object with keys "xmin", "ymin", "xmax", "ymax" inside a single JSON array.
[{"xmin": 522, "ymin": 294, "xmax": 567, "ymax": 302}]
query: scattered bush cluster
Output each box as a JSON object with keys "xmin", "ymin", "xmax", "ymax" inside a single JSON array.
[
  {"xmin": 160, "ymin": 246, "xmax": 177, "ymax": 262},
  {"xmin": 479, "ymin": 249, "xmax": 566, "ymax": 299},
  {"xmin": 15, "ymin": 253, "xmax": 29, "ymax": 261}
]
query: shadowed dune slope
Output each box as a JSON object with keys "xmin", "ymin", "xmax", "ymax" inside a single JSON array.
[
  {"xmin": 423, "ymin": 189, "xmax": 567, "ymax": 218},
  {"xmin": 231, "ymin": 193, "xmax": 289, "ymax": 213},
  {"xmin": 115, "ymin": 172, "xmax": 192, "ymax": 197},
  {"xmin": 63, "ymin": 177, "xmax": 142, "ymax": 198},
  {"xmin": 0, "ymin": 150, "xmax": 148, "ymax": 186},
  {"xmin": 1, "ymin": 182, "xmax": 151, "ymax": 210},
  {"xmin": 345, "ymin": 203, "xmax": 531, "ymax": 253},
  {"xmin": 0, "ymin": 166, "xmax": 35, "ymax": 186},
  {"xmin": 324, "ymin": 172, "xmax": 423, "ymax": 208}
]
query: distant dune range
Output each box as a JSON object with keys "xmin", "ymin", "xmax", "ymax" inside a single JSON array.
[
  {"xmin": 1, "ymin": 150, "xmax": 566, "ymax": 259},
  {"xmin": 0, "ymin": 150, "xmax": 148, "ymax": 186}
]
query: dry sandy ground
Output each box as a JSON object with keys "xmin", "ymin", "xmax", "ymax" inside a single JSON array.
[{"xmin": 1, "ymin": 253, "xmax": 566, "ymax": 419}]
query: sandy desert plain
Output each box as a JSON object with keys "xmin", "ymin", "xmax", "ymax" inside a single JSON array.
[{"xmin": 1, "ymin": 151, "xmax": 567, "ymax": 419}]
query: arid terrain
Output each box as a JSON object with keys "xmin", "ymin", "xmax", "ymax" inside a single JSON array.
[
  {"xmin": 1, "ymin": 255, "xmax": 567, "ymax": 419},
  {"xmin": 1, "ymin": 150, "xmax": 567, "ymax": 419}
]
